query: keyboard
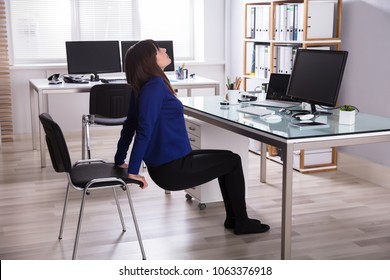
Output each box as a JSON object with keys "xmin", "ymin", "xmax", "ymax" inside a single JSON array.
[
  {"xmin": 252, "ymin": 100, "xmax": 300, "ymax": 108},
  {"xmin": 237, "ymin": 106, "xmax": 274, "ymax": 117},
  {"xmin": 100, "ymin": 78, "xmax": 127, "ymax": 84}
]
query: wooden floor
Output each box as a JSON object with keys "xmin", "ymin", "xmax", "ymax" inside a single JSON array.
[{"xmin": 1, "ymin": 128, "xmax": 390, "ymax": 260}]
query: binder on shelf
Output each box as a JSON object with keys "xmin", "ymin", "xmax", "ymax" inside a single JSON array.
[
  {"xmin": 277, "ymin": 46, "xmax": 285, "ymax": 74},
  {"xmin": 261, "ymin": 5, "xmax": 271, "ymax": 41},
  {"xmin": 246, "ymin": 42, "xmax": 256, "ymax": 75},
  {"xmin": 254, "ymin": 5, "xmax": 262, "ymax": 40},
  {"xmin": 274, "ymin": 46, "xmax": 297, "ymax": 75},
  {"xmin": 279, "ymin": 4, "xmax": 287, "ymax": 41},
  {"xmin": 274, "ymin": 4, "xmax": 281, "ymax": 41},
  {"xmin": 293, "ymin": 4, "xmax": 299, "ymax": 41},
  {"xmin": 254, "ymin": 44, "xmax": 271, "ymax": 79},
  {"xmin": 286, "ymin": 4, "xmax": 295, "ymax": 41},
  {"xmin": 297, "ymin": 3, "xmax": 304, "ymax": 41},
  {"xmin": 264, "ymin": 45, "xmax": 270, "ymax": 79},
  {"xmin": 307, "ymin": 1, "xmax": 335, "ymax": 39},
  {"xmin": 246, "ymin": 5, "xmax": 256, "ymax": 38}
]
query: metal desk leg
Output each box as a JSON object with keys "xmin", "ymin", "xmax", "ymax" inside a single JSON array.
[
  {"xmin": 39, "ymin": 92, "xmax": 48, "ymax": 168},
  {"xmin": 281, "ymin": 144, "xmax": 294, "ymax": 259},
  {"xmin": 29, "ymin": 84, "xmax": 38, "ymax": 150},
  {"xmin": 214, "ymin": 85, "xmax": 220, "ymax": 96},
  {"xmin": 260, "ymin": 142, "xmax": 267, "ymax": 183}
]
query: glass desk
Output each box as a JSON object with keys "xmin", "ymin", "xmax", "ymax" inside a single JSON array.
[{"xmin": 181, "ymin": 95, "xmax": 390, "ymax": 260}]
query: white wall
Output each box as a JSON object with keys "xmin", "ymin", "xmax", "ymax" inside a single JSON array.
[
  {"xmin": 228, "ymin": 0, "xmax": 390, "ymax": 168},
  {"xmin": 338, "ymin": 0, "xmax": 390, "ymax": 167},
  {"xmin": 10, "ymin": 0, "xmax": 226, "ymax": 134}
]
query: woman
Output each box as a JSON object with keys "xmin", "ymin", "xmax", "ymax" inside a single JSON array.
[{"xmin": 115, "ymin": 39, "xmax": 269, "ymax": 235}]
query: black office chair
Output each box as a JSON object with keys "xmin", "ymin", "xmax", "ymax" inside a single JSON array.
[
  {"xmin": 39, "ymin": 113, "xmax": 146, "ymax": 260},
  {"xmin": 82, "ymin": 83, "xmax": 131, "ymax": 159}
]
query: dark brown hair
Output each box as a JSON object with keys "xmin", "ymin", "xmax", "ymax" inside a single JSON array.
[{"xmin": 124, "ymin": 39, "xmax": 175, "ymax": 95}]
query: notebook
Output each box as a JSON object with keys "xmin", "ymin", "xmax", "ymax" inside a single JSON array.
[
  {"xmin": 252, "ymin": 73, "xmax": 301, "ymax": 108},
  {"xmin": 289, "ymin": 121, "xmax": 329, "ymax": 130}
]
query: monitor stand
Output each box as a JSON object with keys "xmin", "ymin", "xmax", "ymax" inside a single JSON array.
[
  {"xmin": 309, "ymin": 103, "xmax": 333, "ymax": 116},
  {"xmin": 91, "ymin": 73, "xmax": 100, "ymax": 82}
]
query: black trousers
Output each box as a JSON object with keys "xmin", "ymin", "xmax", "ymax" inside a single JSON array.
[{"xmin": 147, "ymin": 149, "xmax": 249, "ymax": 221}]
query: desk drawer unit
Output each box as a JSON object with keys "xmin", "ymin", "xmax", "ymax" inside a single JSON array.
[{"xmin": 184, "ymin": 116, "xmax": 249, "ymax": 209}]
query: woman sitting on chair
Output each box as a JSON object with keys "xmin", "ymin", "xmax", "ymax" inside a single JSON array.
[{"xmin": 114, "ymin": 39, "xmax": 270, "ymax": 235}]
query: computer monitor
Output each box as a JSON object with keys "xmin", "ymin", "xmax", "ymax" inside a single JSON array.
[
  {"xmin": 285, "ymin": 49, "xmax": 348, "ymax": 114},
  {"xmin": 121, "ymin": 40, "xmax": 175, "ymax": 72},
  {"xmin": 66, "ymin": 41, "xmax": 121, "ymax": 78}
]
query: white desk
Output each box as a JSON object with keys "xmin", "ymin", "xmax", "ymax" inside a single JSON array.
[
  {"xmin": 181, "ymin": 96, "xmax": 390, "ymax": 260},
  {"xmin": 30, "ymin": 76, "xmax": 220, "ymax": 167}
]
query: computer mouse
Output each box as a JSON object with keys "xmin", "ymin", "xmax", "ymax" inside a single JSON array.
[
  {"xmin": 298, "ymin": 114, "xmax": 314, "ymax": 120},
  {"xmin": 279, "ymin": 108, "xmax": 292, "ymax": 115},
  {"xmin": 220, "ymin": 100, "xmax": 230, "ymax": 106}
]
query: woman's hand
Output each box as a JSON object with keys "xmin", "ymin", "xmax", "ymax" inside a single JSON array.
[
  {"xmin": 128, "ymin": 173, "xmax": 148, "ymax": 189},
  {"xmin": 118, "ymin": 163, "xmax": 128, "ymax": 169}
]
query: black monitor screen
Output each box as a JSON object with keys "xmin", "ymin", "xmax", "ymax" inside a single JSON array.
[
  {"xmin": 66, "ymin": 41, "xmax": 121, "ymax": 75},
  {"xmin": 266, "ymin": 73, "xmax": 291, "ymax": 101},
  {"xmin": 121, "ymin": 40, "xmax": 175, "ymax": 72},
  {"xmin": 286, "ymin": 49, "xmax": 348, "ymax": 112}
]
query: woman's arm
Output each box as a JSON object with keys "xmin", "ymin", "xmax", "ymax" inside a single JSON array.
[{"xmin": 114, "ymin": 92, "xmax": 137, "ymax": 165}]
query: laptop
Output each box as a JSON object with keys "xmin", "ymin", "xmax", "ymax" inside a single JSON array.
[{"xmin": 252, "ymin": 73, "xmax": 301, "ymax": 108}]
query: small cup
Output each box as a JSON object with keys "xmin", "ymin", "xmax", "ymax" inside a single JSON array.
[
  {"xmin": 226, "ymin": 90, "xmax": 240, "ymax": 105},
  {"xmin": 176, "ymin": 69, "xmax": 188, "ymax": 80}
]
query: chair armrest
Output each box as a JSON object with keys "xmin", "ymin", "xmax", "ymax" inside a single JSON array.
[{"xmin": 73, "ymin": 158, "xmax": 107, "ymax": 167}]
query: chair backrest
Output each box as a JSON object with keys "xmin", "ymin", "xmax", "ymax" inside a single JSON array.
[
  {"xmin": 89, "ymin": 84, "xmax": 132, "ymax": 118},
  {"xmin": 39, "ymin": 113, "xmax": 72, "ymax": 173}
]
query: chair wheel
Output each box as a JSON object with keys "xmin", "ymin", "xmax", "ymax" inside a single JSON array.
[
  {"xmin": 198, "ymin": 203, "xmax": 206, "ymax": 210},
  {"xmin": 185, "ymin": 194, "xmax": 192, "ymax": 200}
]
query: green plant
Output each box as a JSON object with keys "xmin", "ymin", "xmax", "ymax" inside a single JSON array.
[{"xmin": 340, "ymin": 105, "xmax": 356, "ymax": 111}]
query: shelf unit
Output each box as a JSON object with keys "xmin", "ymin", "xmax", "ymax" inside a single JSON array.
[{"xmin": 244, "ymin": 0, "xmax": 342, "ymax": 172}]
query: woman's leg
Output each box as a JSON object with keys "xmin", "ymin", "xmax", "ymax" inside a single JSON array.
[{"xmin": 148, "ymin": 150, "xmax": 270, "ymax": 234}]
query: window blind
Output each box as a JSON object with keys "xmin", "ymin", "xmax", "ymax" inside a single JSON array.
[
  {"xmin": 9, "ymin": 0, "xmax": 194, "ymax": 64},
  {"xmin": 9, "ymin": 0, "xmax": 72, "ymax": 63},
  {"xmin": 0, "ymin": 0, "xmax": 13, "ymax": 142},
  {"xmin": 77, "ymin": 0, "xmax": 140, "ymax": 41}
]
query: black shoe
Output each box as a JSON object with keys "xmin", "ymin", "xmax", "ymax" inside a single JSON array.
[
  {"xmin": 234, "ymin": 219, "xmax": 270, "ymax": 235},
  {"xmin": 224, "ymin": 218, "xmax": 262, "ymax": 229}
]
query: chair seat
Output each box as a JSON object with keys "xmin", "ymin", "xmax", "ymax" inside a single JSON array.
[
  {"xmin": 94, "ymin": 116, "xmax": 127, "ymax": 126},
  {"xmin": 70, "ymin": 162, "xmax": 142, "ymax": 189}
]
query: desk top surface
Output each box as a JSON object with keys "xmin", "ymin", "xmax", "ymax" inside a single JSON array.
[
  {"xmin": 181, "ymin": 96, "xmax": 390, "ymax": 140},
  {"xmin": 30, "ymin": 74, "xmax": 219, "ymax": 90}
]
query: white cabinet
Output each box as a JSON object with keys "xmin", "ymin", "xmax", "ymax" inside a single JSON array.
[{"xmin": 184, "ymin": 116, "xmax": 249, "ymax": 209}]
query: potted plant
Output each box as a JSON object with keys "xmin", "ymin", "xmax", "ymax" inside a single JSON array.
[{"xmin": 339, "ymin": 105, "xmax": 357, "ymax": 125}]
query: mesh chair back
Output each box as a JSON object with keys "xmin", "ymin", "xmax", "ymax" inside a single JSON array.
[
  {"xmin": 39, "ymin": 113, "xmax": 72, "ymax": 173},
  {"xmin": 89, "ymin": 84, "xmax": 132, "ymax": 118}
]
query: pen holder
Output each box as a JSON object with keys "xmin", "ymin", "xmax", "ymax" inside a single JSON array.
[
  {"xmin": 176, "ymin": 69, "xmax": 188, "ymax": 80},
  {"xmin": 226, "ymin": 90, "xmax": 240, "ymax": 105}
]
